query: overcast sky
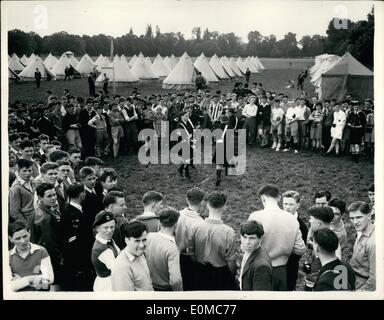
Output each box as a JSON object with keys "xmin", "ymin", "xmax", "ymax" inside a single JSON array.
[{"xmin": 3, "ymin": 0, "xmax": 374, "ymax": 41}]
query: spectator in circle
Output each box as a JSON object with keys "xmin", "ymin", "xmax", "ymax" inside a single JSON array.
[
  {"xmin": 103, "ymin": 191, "xmax": 129, "ymax": 250},
  {"xmin": 91, "ymin": 210, "xmax": 120, "ymax": 291},
  {"xmin": 249, "ymin": 185, "xmax": 306, "ymax": 291},
  {"xmin": 312, "ymin": 228, "xmax": 355, "ymax": 291},
  {"xmin": 282, "ymin": 190, "xmax": 308, "ymax": 290},
  {"xmin": 348, "ymin": 201, "xmax": 375, "ymax": 291},
  {"xmin": 146, "ymin": 207, "xmax": 183, "ymax": 291},
  {"xmin": 328, "ymin": 198, "xmax": 348, "ymax": 254},
  {"xmin": 190, "ymin": 191, "xmax": 237, "ymax": 290},
  {"xmin": 10, "ymin": 159, "xmax": 36, "ymax": 225},
  {"xmin": 314, "ymin": 190, "xmax": 332, "ymax": 207},
  {"xmin": 134, "ymin": 191, "xmax": 164, "ymax": 232},
  {"xmin": 8, "ymin": 221, "xmax": 54, "ymax": 291},
  {"xmin": 239, "ymin": 220, "xmax": 272, "ymax": 291},
  {"xmin": 367, "ymin": 183, "xmax": 374, "ymax": 223},
  {"xmin": 111, "ymin": 221, "xmax": 153, "ymax": 291}
]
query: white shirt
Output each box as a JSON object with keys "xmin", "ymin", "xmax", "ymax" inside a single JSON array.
[
  {"xmin": 84, "ymin": 186, "xmax": 96, "ymax": 195},
  {"xmin": 285, "ymin": 106, "xmax": 300, "ymax": 122},
  {"xmin": 271, "ymin": 107, "xmax": 285, "ymax": 121},
  {"xmin": 242, "ymin": 104, "xmax": 258, "ymax": 117},
  {"xmin": 333, "ymin": 110, "xmax": 346, "ymax": 126},
  {"xmin": 239, "ymin": 251, "xmax": 251, "ymax": 290}
]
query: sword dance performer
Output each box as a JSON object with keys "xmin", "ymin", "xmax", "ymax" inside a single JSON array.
[
  {"xmin": 213, "ymin": 114, "xmax": 235, "ymax": 186},
  {"xmin": 176, "ymin": 111, "xmax": 196, "ymax": 181}
]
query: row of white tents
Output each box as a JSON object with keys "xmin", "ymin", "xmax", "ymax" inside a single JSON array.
[{"xmin": 8, "ymin": 51, "xmax": 265, "ymax": 89}]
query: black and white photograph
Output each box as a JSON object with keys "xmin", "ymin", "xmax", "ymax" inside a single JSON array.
[{"xmin": 2, "ymin": 0, "xmax": 383, "ymax": 302}]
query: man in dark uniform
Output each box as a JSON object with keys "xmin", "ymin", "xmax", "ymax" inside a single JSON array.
[
  {"xmin": 176, "ymin": 111, "xmax": 195, "ymax": 181},
  {"xmin": 61, "ymin": 183, "xmax": 94, "ymax": 291},
  {"xmin": 245, "ymin": 68, "xmax": 251, "ymax": 83},
  {"xmin": 79, "ymin": 98, "xmax": 96, "ymax": 158},
  {"xmin": 34, "ymin": 68, "xmax": 42, "ymax": 88}
]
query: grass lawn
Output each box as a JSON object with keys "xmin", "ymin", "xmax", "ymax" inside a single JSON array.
[{"xmin": 8, "ymin": 58, "xmax": 373, "ymax": 290}]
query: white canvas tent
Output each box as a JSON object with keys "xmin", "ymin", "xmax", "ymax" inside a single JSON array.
[
  {"xmin": 83, "ymin": 53, "xmax": 96, "ymax": 66},
  {"xmin": 9, "ymin": 66, "xmax": 20, "ymax": 81},
  {"xmin": 236, "ymin": 57, "xmax": 247, "ymax": 74},
  {"xmin": 151, "ymin": 54, "xmax": 171, "ymax": 77},
  {"xmin": 51, "ymin": 54, "xmax": 78, "ymax": 79},
  {"xmin": 95, "ymin": 55, "xmax": 110, "ymax": 72},
  {"xmin": 95, "ymin": 54, "xmax": 105, "ymax": 66},
  {"xmin": 311, "ymin": 55, "xmax": 340, "ymax": 88},
  {"xmin": 164, "ymin": 54, "xmax": 178, "ymax": 70},
  {"xmin": 26, "ymin": 53, "xmax": 36, "ymax": 65},
  {"xmin": 243, "ymin": 56, "xmax": 260, "ymax": 73},
  {"xmin": 18, "ymin": 57, "xmax": 55, "ymax": 81},
  {"xmin": 252, "ymin": 56, "xmax": 265, "ymax": 71},
  {"xmin": 219, "ymin": 56, "xmax": 236, "ymax": 78},
  {"xmin": 9, "ymin": 53, "xmax": 25, "ymax": 73},
  {"xmin": 228, "ymin": 57, "xmax": 243, "ymax": 77},
  {"xmin": 209, "ymin": 54, "xmax": 229, "ymax": 79},
  {"xmin": 44, "ymin": 53, "xmax": 59, "ymax": 70},
  {"xmin": 20, "ymin": 54, "xmax": 29, "ymax": 65},
  {"xmin": 145, "ymin": 57, "xmax": 152, "ymax": 66},
  {"xmin": 76, "ymin": 55, "xmax": 96, "ymax": 76},
  {"xmin": 128, "ymin": 54, "xmax": 138, "ymax": 67},
  {"xmin": 163, "ymin": 52, "xmax": 197, "ymax": 90},
  {"xmin": 131, "ymin": 53, "xmax": 158, "ymax": 79},
  {"xmin": 95, "ymin": 56, "xmax": 139, "ymax": 86},
  {"xmin": 194, "ymin": 53, "xmax": 219, "ymax": 82}
]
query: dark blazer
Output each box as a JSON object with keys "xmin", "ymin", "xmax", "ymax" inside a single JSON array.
[
  {"xmin": 287, "ymin": 216, "xmax": 309, "ymax": 290},
  {"xmin": 241, "ymin": 245, "xmax": 273, "ymax": 291},
  {"xmin": 61, "ymin": 203, "xmax": 93, "ymax": 272},
  {"xmin": 37, "ymin": 116, "xmax": 56, "ymax": 140},
  {"xmin": 82, "ymin": 189, "xmax": 104, "ymax": 226},
  {"xmin": 314, "ymin": 258, "xmax": 356, "ymax": 291},
  {"xmin": 55, "ymin": 183, "xmax": 68, "ymax": 215},
  {"xmin": 30, "ymin": 204, "xmax": 63, "ymax": 263}
]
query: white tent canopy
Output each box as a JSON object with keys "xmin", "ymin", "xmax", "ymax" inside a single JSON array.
[
  {"xmin": 311, "ymin": 54, "xmax": 340, "ymax": 88},
  {"xmin": 209, "ymin": 54, "xmax": 229, "ymax": 79},
  {"xmin": 20, "ymin": 54, "xmax": 29, "ymax": 65},
  {"xmin": 9, "ymin": 66, "xmax": 20, "ymax": 80},
  {"xmin": 9, "ymin": 53, "xmax": 25, "ymax": 72},
  {"xmin": 19, "ymin": 57, "xmax": 55, "ymax": 81},
  {"xmin": 228, "ymin": 57, "xmax": 243, "ymax": 77},
  {"xmin": 164, "ymin": 54, "xmax": 178, "ymax": 70},
  {"xmin": 76, "ymin": 55, "xmax": 96, "ymax": 76},
  {"xmin": 163, "ymin": 52, "xmax": 197, "ymax": 90},
  {"xmin": 96, "ymin": 56, "xmax": 139, "ymax": 86},
  {"xmin": 151, "ymin": 54, "xmax": 171, "ymax": 77},
  {"xmin": 44, "ymin": 53, "xmax": 59, "ymax": 70},
  {"xmin": 252, "ymin": 56, "xmax": 265, "ymax": 71},
  {"xmin": 95, "ymin": 55, "xmax": 110, "ymax": 72},
  {"xmin": 51, "ymin": 54, "xmax": 76, "ymax": 79},
  {"xmin": 243, "ymin": 56, "xmax": 260, "ymax": 73},
  {"xmin": 130, "ymin": 53, "xmax": 158, "ymax": 79},
  {"xmin": 236, "ymin": 57, "xmax": 247, "ymax": 74},
  {"xmin": 128, "ymin": 54, "xmax": 138, "ymax": 67},
  {"xmin": 26, "ymin": 53, "xmax": 37, "ymax": 65},
  {"xmin": 83, "ymin": 53, "xmax": 96, "ymax": 66},
  {"xmin": 193, "ymin": 53, "xmax": 219, "ymax": 82},
  {"xmin": 219, "ymin": 56, "xmax": 236, "ymax": 78}
]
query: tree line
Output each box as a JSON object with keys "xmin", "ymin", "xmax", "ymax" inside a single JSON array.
[{"xmin": 8, "ymin": 7, "xmax": 373, "ymax": 68}]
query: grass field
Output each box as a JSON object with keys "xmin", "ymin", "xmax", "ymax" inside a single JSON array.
[
  {"xmin": 8, "ymin": 58, "xmax": 374, "ymax": 290},
  {"xmin": 9, "ymin": 58, "xmax": 315, "ymax": 104}
]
